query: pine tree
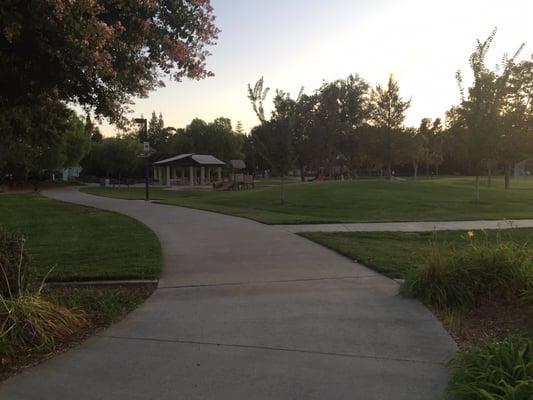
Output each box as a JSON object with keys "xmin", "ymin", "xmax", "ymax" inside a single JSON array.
[{"xmin": 370, "ymin": 75, "xmax": 411, "ymax": 179}]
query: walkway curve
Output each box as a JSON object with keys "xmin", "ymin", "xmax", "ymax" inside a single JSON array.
[{"xmin": 0, "ymin": 187, "xmax": 457, "ymax": 400}]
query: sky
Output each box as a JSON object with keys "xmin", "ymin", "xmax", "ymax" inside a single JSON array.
[{"xmin": 99, "ymin": 0, "xmax": 533, "ymax": 136}]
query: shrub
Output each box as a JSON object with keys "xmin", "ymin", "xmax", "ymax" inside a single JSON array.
[
  {"xmin": 0, "ymin": 227, "xmax": 32, "ymax": 298},
  {"xmin": 401, "ymin": 237, "xmax": 532, "ymax": 310},
  {"xmin": 449, "ymin": 337, "xmax": 533, "ymax": 400},
  {"xmin": 0, "ymin": 227, "xmax": 86, "ymax": 359},
  {"xmin": 0, "ymin": 294, "xmax": 86, "ymax": 357}
]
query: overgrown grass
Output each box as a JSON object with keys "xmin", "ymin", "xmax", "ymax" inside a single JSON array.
[
  {"xmin": 0, "ymin": 294, "xmax": 87, "ymax": 359},
  {"xmin": 449, "ymin": 337, "xmax": 533, "ymax": 400},
  {"xmin": 83, "ymin": 177, "xmax": 533, "ymax": 224},
  {"xmin": 401, "ymin": 238, "xmax": 533, "ymax": 310},
  {"xmin": 0, "ymin": 194, "xmax": 162, "ymax": 281},
  {"xmin": 0, "ymin": 229, "xmax": 88, "ymax": 373},
  {"xmin": 1, "ymin": 285, "xmax": 155, "ymax": 379}
]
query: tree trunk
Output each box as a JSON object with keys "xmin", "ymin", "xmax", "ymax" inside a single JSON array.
[
  {"xmin": 299, "ymin": 164, "xmax": 305, "ymax": 182},
  {"xmin": 487, "ymin": 162, "xmax": 492, "ymax": 188},
  {"xmin": 280, "ymin": 176, "xmax": 285, "ymax": 205},
  {"xmin": 436, "ymin": 164, "xmax": 439, "ymax": 177},
  {"xmin": 413, "ymin": 163, "xmax": 418, "ymax": 180},
  {"xmin": 475, "ymin": 174, "xmax": 480, "ymax": 203},
  {"xmin": 386, "ymin": 126, "xmax": 392, "ymax": 180},
  {"xmin": 504, "ymin": 164, "xmax": 511, "ymax": 190},
  {"xmin": 32, "ymin": 178, "xmax": 39, "ymax": 192},
  {"xmin": 426, "ymin": 162, "xmax": 430, "ymax": 178}
]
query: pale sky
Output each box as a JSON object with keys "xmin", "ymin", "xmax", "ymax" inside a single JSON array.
[{"xmin": 99, "ymin": 0, "xmax": 532, "ymax": 136}]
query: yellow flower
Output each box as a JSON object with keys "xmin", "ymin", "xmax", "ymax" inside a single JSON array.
[{"xmin": 467, "ymin": 231, "xmax": 475, "ymax": 238}]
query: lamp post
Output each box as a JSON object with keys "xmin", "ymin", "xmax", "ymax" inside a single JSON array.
[{"xmin": 134, "ymin": 117, "xmax": 149, "ymax": 201}]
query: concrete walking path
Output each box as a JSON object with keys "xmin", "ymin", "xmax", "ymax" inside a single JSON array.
[
  {"xmin": 0, "ymin": 187, "xmax": 457, "ymax": 399},
  {"xmin": 278, "ymin": 219, "xmax": 533, "ymax": 233}
]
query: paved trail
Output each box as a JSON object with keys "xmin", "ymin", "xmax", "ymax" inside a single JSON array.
[
  {"xmin": 278, "ymin": 219, "xmax": 533, "ymax": 233},
  {"xmin": 0, "ymin": 187, "xmax": 456, "ymax": 399}
]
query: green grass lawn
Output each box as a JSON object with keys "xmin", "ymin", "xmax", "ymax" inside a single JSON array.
[
  {"xmin": 0, "ymin": 194, "xmax": 162, "ymax": 281},
  {"xmin": 301, "ymin": 228, "xmax": 533, "ymax": 279},
  {"xmin": 83, "ymin": 176, "xmax": 533, "ymax": 224}
]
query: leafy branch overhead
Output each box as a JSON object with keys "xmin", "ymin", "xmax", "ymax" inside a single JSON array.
[{"xmin": 0, "ymin": 0, "xmax": 220, "ymax": 124}]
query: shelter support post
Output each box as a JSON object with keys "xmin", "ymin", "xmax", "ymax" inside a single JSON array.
[{"xmin": 189, "ymin": 166, "xmax": 194, "ymax": 186}]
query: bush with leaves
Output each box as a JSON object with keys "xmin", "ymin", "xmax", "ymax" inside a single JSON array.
[
  {"xmin": 449, "ymin": 336, "xmax": 533, "ymax": 400},
  {"xmin": 401, "ymin": 232, "xmax": 533, "ymax": 310}
]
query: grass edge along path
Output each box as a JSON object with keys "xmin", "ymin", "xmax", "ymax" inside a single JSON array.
[
  {"xmin": 0, "ymin": 193, "xmax": 162, "ymax": 282},
  {"xmin": 301, "ymin": 229, "xmax": 533, "ymax": 341},
  {"xmin": 302, "ymin": 228, "xmax": 533, "ymax": 399}
]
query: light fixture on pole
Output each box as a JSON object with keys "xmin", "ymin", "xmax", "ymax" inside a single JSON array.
[{"xmin": 134, "ymin": 117, "xmax": 149, "ymax": 201}]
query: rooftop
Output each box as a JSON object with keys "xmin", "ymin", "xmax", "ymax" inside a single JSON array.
[{"xmin": 154, "ymin": 153, "xmax": 226, "ymax": 166}]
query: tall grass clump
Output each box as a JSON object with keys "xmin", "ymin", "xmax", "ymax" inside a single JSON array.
[
  {"xmin": 0, "ymin": 228, "xmax": 86, "ymax": 359},
  {"xmin": 449, "ymin": 336, "xmax": 533, "ymax": 400},
  {"xmin": 401, "ymin": 232, "xmax": 533, "ymax": 310},
  {"xmin": 0, "ymin": 227, "xmax": 32, "ymax": 297}
]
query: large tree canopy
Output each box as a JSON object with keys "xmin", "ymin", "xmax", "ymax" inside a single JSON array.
[
  {"xmin": 170, "ymin": 117, "xmax": 244, "ymax": 161},
  {"xmin": 0, "ymin": 0, "xmax": 219, "ymax": 123}
]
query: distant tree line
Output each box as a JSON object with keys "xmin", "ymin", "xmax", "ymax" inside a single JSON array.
[
  {"xmin": 245, "ymin": 30, "xmax": 532, "ymax": 193},
  {"xmin": 80, "ymin": 112, "xmax": 246, "ymax": 181}
]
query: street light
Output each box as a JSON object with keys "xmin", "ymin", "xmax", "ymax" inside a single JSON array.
[{"xmin": 134, "ymin": 117, "xmax": 149, "ymax": 201}]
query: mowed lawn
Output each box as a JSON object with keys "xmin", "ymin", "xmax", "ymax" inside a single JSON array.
[
  {"xmin": 82, "ymin": 177, "xmax": 533, "ymax": 224},
  {"xmin": 0, "ymin": 194, "xmax": 161, "ymax": 281},
  {"xmin": 301, "ymin": 229, "xmax": 533, "ymax": 279}
]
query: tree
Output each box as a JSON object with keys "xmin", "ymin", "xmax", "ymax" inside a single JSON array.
[
  {"xmin": 249, "ymin": 120, "xmax": 293, "ymax": 203},
  {"xmin": 235, "ymin": 121, "xmax": 245, "ymax": 135},
  {"xmin": 85, "ymin": 115, "xmax": 103, "ymax": 143},
  {"xmin": 456, "ymin": 29, "xmax": 525, "ymax": 200},
  {"xmin": 247, "ymin": 77, "xmax": 270, "ymax": 123},
  {"xmin": 308, "ymin": 75, "xmax": 370, "ymax": 178},
  {"xmin": 292, "ymin": 93, "xmax": 319, "ymax": 180},
  {"xmin": 248, "ymin": 78, "xmax": 295, "ymax": 203},
  {"xmin": 498, "ymin": 58, "xmax": 533, "ymax": 189},
  {"xmin": 168, "ymin": 117, "xmax": 244, "ymax": 161},
  {"xmin": 0, "ymin": 0, "xmax": 220, "ymax": 125},
  {"xmin": 418, "ymin": 118, "xmax": 443, "ymax": 177},
  {"xmin": 146, "ymin": 111, "xmax": 173, "ymax": 151},
  {"xmin": 0, "ymin": 103, "xmax": 90, "ymax": 188},
  {"xmin": 81, "ymin": 136, "xmax": 141, "ymax": 182},
  {"xmin": 370, "ymin": 75, "xmax": 411, "ymax": 179},
  {"xmin": 64, "ymin": 113, "xmax": 92, "ymax": 168},
  {"xmin": 403, "ymin": 128, "xmax": 427, "ymax": 179}
]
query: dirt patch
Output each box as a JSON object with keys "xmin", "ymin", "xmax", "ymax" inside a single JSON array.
[{"xmin": 435, "ymin": 299, "xmax": 533, "ymax": 351}]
